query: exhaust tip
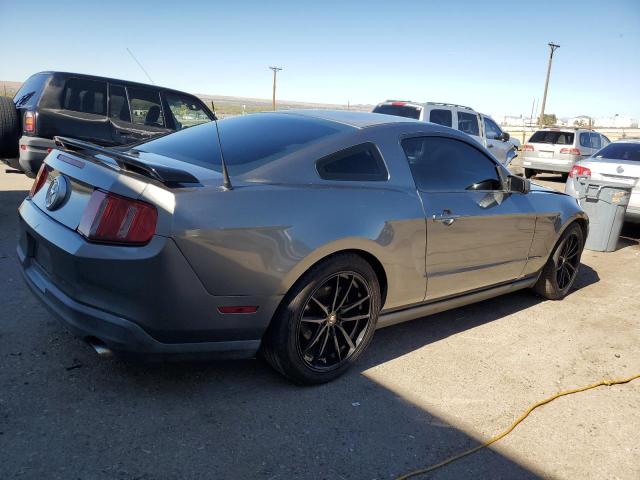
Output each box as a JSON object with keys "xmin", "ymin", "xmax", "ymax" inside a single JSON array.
[{"xmin": 86, "ymin": 337, "xmax": 113, "ymax": 357}]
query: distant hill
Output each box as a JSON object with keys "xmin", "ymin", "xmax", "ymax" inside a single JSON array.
[{"xmin": 1, "ymin": 80, "xmax": 373, "ymax": 117}]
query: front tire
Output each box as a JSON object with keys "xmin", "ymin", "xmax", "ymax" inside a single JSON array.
[
  {"xmin": 534, "ymin": 223, "xmax": 584, "ymax": 300},
  {"xmin": 524, "ymin": 168, "xmax": 535, "ymax": 179},
  {"xmin": 262, "ymin": 253, "xmax": 381, "ymax": 385}
]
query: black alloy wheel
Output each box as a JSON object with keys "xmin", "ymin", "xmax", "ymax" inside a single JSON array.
[
  {"xmin": 296, "ymin": 272, "xmax": 373, "ymax": 371},
  {"xmin": 554, "ymin": 230, "xmax": 581, "ymax": 290}
]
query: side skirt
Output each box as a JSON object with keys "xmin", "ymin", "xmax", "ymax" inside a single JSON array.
[{"xmin": 376, "ymin": 275, "xmax": 538, "ymax": 329}]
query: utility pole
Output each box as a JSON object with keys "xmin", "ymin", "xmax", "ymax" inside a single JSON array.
[
  {"xmin": 538, "ymin": 42, "xmax": 560, "ymax": 126},
  {"xmin": 269, "ymin": 66, "xmax": 283, "ymax": 111}
]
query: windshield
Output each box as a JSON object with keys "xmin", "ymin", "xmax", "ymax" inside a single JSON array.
[
  {"xmin": 593, "ymin": 143, "xmax": 640, "ymax": 162},
  {"xmin": 529, "ymin": 130, "xmax": 575, "ymax": 145},
  {"xmin": 372, "ymin": 104, "xmax": 421, "ymax": 119},
  {"xmin": 134, "ymin": 113, "xmax": 352, "ymax": 175}
]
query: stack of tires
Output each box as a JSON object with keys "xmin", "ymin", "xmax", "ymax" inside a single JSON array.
[{"xmin": 0, "ymin": 96, "xmax": 20, "ymax": 162}]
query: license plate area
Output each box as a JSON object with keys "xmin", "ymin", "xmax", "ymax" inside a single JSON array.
[{"xmin": 538, "ymin": 151, "xmax": 553, "ymax": 159}]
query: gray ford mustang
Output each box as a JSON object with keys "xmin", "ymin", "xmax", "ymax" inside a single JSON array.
[{"xmin": 17, "ymin": 110, "xmax": 587, "ymax": 384}]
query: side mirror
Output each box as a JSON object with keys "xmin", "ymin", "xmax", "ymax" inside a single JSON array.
[
  {"xmin": 508, "ymin": 175, "xmax": 530, "ymax": 194},
  {"xmin": 498, "ymin": 132, "xmax": 510, "ymax": 142}
]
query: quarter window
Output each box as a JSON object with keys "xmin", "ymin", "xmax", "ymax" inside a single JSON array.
[
  {"xmin": 316, "ymin": 143, "xmax": 388, "ymax": 181},
  {"xmin": 108, "ymin": 85, "xmax": 131, "ymax": 122},
  {"xmin": 458, "ymin": 111, "xmax": 480, "ymax": 136},
  {"xmin": 165, "ymin": 92, "xmax": 211, "ymax": 129},
  {"xmin": 62, "ymin": 78, "xmax": 107, "ymax": 115},
  {"xmin": 579, "ymin": 132, "xmax": 591, "ymax": 148},
  {"xmin": 127, "ymin": 87, "xmax": 165, "ymax": 127},
  {"xmin": 429, "ymin": 109, "xmax": 452, "ymax": 127},
  {"xmin": 402, "ymin": 136, "xmax": 502, "ymax": 191}
]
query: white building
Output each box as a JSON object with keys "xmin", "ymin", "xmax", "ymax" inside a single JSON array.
[{"xmin": 593, "ymin": 116, "xmax": 638, "ymax": 128}]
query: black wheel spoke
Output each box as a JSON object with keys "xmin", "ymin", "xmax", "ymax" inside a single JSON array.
[
  {"xmin": 303, "ymin": 324, "xmax": 327, "ymax": 354},
  {"xmin": 331, "ymin": 275, "xmax": 341, "ymax": 312},
  {"xmin": 301, "ymin": 316, "xmax": 325, "ymax": 324},
  {"xmin": 337, "ymin": 325, "xmax": 355, "ymax": 352},
  {"xmin": 341, "ymin": 314, "xmax": 369, "ymax": 322},
  {"xmin": 317, "ymin": 327, "xmax": 330, "ymax": 359},
  {"xmin": 336, "ymin": 276, "xmax": 355, "ymax": 311},
  {"xmin": 332, "ymin": 328, "xmax": 342, "ymax": 361},
  {"xmin": 340, "ymin": 295, "xmax": 370, "ymax": 314},
  {"xmin": 310, "ymin": 296, "xmax": 329, "ymax": 316}
]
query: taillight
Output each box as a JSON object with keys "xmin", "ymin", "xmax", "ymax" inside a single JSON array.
[
  {"xmin": 78, "ymin": 190, "xmax": 157, "ymax": 245},
  {"xmin": 24, "ymin": 111, "xmax": 35, "ymax": 133},
  {"xmin": 569, "ymin": 165, "xmax": 591, "ymax": 178},
  {"xmin": 29, "ymin": 164, "xmax": 49, "ymax": 197},
  {"xmin": 522, "ymin": 144, "xmax": 534, "ymax": 151},
  {"xmin": 560, "ymin": 147, "xmax": 581, "ymax": 155},
  {"xmin": 391, "ymin": 101, "xmax": 406, "ymax": 106}
]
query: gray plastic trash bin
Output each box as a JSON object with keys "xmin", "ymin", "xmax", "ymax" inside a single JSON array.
[{"xmin": 575, "ymin": 179, "xmax": 632, "ymax": 252}]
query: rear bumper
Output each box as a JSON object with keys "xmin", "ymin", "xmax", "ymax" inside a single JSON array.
[
  {"xmin": 19, "ymin": 136, "xmax": 56, "ymax": 176},
  {"xmin": 17, "ymin": 198, "xmax": 281, "ymax": 358},
  {"xmin": 521, "ymin": 155, "xmax": 577, "ymax": 173}
]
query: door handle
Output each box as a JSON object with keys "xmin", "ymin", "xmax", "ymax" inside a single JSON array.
[
  {"xmin": 487, "ymin": 144, "xmax": 494, "ymax": 148},
  {"xmin": 432, "ymin": 210, "xmax": 460, "ymax": 226}
]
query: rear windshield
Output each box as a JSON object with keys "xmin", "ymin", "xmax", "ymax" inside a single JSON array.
[
  {"xmin": 372, "ymin": 105, "xmax": 421, "ymax": 120},
  {"xmin": 529, "ymin": 130, "xmax": 575, "ymax": 145},
  {"xmin": 593, "ymin": 143, "xmax": 640, "ymax": 162},
  {"xmin": 134, "ymin": 113, "xmax": 351, "ymax": 174},
  {"xmin": 13, "ymin": 73, "xmax": 49, "ymax": 108}
]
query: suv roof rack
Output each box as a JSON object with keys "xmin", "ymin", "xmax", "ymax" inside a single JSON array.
[
  {"xmin": 383, "ymin": 99, "xmax": 419, "ymax": 104},
  {"xmin": 426, "ymin": 102, "xmax": 475, "ymax": 111}
]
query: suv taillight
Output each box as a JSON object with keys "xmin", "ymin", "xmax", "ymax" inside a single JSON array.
[
  {"xmin": 569, "ymin": 165, "xmax": 591, "ymax": 178},
  {"xmin": 29, "ymin": 164, "xmax": 49, "ymax": 197},
  {"xmin": 78, "ymin": 190, "xmax": 157, "ymax": 245},
  {"xmin": 24, "ymin": 111, "xmax": 35, "ymax": 133},
  {"xmin": 522, "ymin": 144, "xmax": 534, "ymax": 151},
  {"xmin": 560, "ymin": 147, "xmax": 581, "ymax": 155}
]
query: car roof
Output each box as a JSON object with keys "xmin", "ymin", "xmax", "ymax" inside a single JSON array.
[
  {"xmin": 274, "ymin": 109, "xmax": 422, "ymax": 128},
  {"xmin": 612, "ymin": 138, "xmax": 640, "ymax": 144},
  {"xmin": 35, "ymin": 71, "xmax": 200, "ymax": 97}
]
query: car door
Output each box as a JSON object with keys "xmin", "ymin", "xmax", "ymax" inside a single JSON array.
[
  {"xmin": 110, "ymin": 85, "xmax": 172, "ymax": 145},
  {"xmin": 401, "ymin": 135, "xmax": 536, "ymax": 300},
  {"xmin": 484, "ymin": 116, "xmax": 510, "ymax": 163}
]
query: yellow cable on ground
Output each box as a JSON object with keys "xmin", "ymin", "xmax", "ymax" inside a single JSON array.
[{"xmin": 396, "ymin": 373, "xmax": 640, "ymax": 480}]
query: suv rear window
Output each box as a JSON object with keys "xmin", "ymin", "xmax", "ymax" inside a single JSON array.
[
  {"xmin": 593, "ymin": 143, "xmax": 640, "ymax": 162},
  {"xmin": 62, "ymin": 78, "xmax": 107, "ymax": 115},
  {"xmin": 372, "ymin": 104, "xmax": 421, "ymax": 120},
  {"xmin": 135, "ymin": 113, "xmax": 352, "ymax": 175},
  {"xmin": 529, "ymin": 130, "xmax": 575, "ymax": 145},
  {"xmin": 13, "ymin": 73, "xmax": 49, "ymax": 108}
]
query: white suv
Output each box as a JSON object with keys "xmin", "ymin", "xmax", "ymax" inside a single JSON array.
[
  {"xmin": 521, "ymin": 128, "xmax": 611, "ymax": 179},
  {"xmin": 372, "ymin": 100, "xmax": 518, "ymax": 164}
]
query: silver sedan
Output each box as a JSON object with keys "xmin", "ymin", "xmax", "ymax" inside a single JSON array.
[{"xmin": 17, "ymin": 110, "xmax": 587, "ymax": 384}]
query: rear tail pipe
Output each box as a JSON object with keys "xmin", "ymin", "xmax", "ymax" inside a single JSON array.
[{"xmin": 86, "ymin": 337, "xmax": 113, "ymax": 357}]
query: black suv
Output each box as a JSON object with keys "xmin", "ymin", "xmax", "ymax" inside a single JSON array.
[{"xmin": 0, "ymin": 71, "xmax": 214, "ymax": 175}]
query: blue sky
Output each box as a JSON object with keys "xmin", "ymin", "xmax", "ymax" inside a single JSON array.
[{"xmin": 1, "ymin": 0, "xmax": 638, "ymax": 118}]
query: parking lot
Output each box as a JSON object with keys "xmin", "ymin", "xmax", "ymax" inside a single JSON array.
[{"xmin": 0, "ymin": 166, "xmax": 638, "ymax": 479}]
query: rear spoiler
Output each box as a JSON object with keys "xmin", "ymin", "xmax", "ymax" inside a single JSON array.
[{"xmin": 54, "ymin": 136, "xmax": 199, "ymax": 185}]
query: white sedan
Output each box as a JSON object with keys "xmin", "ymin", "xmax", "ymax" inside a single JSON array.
[{"xmin": 565, "ymin": 139, "xmax": 640, "ymax": 222}]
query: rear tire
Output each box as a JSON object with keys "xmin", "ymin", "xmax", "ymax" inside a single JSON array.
[
  {"xmin": 0, "ymin": 97, "xmax": 20, "ymax": 159},
  {"xmin": 560, "ymin": 173, "xmax": 569, "ymax": 182},
  {"xmin": 533, "ymin": 223, "xmax": 584, "ymax": 300},
  {"xmin": 262, "ymin": 253, "xmax": 381, "ymax": 385},
  {"xmin": 524, "ymin": 168, "xmax": 535, "ymax": 179}
]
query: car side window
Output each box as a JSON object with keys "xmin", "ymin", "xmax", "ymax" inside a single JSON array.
[
  {"xmin": 108, "ymin": 85, "xmax": 131, "ymax": 123},
  {"xmin": 316, "ymin": 143, "xmax": 388, "ymax": 181},
  {"xmin": 602, "ymin": 135, "xmax": 611, "ymax": 146},
  {"xmin": 165, "ymin": 92, "xmax": 211, "ymax": 130},
  {"xmin": 429, "ymin": 109, "xmax": 452, "ymax": 127},
  {"xmin": 590, "ymin": 133, "xmax": 601, "ymax": 150},
  {"xmin": 458, "ymin": 112, "xmax": 480, "ymax": 136},
  {"xmin": 127, "ymin": 87, "xmax": 165, "ymax": 128},
  {"xmin": 579, "ymin": 132, "xmax": 591, "ymax": 148},
  {"xmin": 62, "ymin": 78, "xmax": 107, "ymax": 116},
  {"xmin": 484, "ymin": 117, "xmax": 502, "ymax": 140},
  {"xmin": 401, "ymin": 136, "xmax": 502, "ymax": 192}
]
